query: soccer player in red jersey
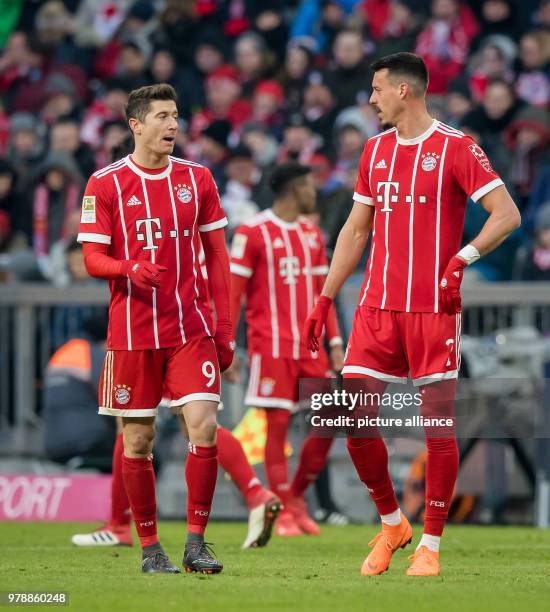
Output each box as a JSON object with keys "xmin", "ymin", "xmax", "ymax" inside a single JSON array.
[
  {"xmin": 77, "ymin": 84, "xmax": 234, "ymax": 574},
  {"xmin": 304, "ymin": 53, "xmax": 521, "ymax": 576},
  {"xmin": 226, "ymin": 162, "xmax": 345, "ymax": 536}
]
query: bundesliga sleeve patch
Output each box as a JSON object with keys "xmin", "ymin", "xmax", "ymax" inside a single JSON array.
[
  {"xmin": 81, "ymin": 195, "xmax": 96, "ymax": 223},
  {"xmin": 231, "ymin": 233, "xmax": 247, "ymax": 259},
  {"xmin": 468, "ymin": 144, "xmax": 493, "ymax": 173}
]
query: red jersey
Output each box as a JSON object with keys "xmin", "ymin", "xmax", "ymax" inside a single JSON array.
[
  {"xmin": 230, "ymin": 210, "xmax": 329, "ymax": 360},
  {"xmin": 77, "ymin": 155, "xmax": 227, "ymax": 350},
  {"xmin": 353, "ymin": 120, "xmax": 504, "ymax": 313}
]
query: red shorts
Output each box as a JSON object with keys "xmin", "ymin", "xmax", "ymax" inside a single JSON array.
[
  {"xmin": 245, "ymin": 351, "xmax": 332, "ymax": 410},
  {"xmin": 98, "ymin": 337, "xmax": 220, "ymax": 417},
  {"xmin": 342, "ymin": 306, "xmax": 461, "ymax": 386}
]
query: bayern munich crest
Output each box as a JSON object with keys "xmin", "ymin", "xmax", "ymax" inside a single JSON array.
[
  {"xmin": 421, "ymin": 152, "xmax": 440, "ymax": 172},
  {"xmin": 260, "ymin": 377, "xmax": 275, "ymax": 396},
  {"xmin": 114, "ymin": 384, "xmax": 131, "ymax": 405},
  {"xmin": 174, "ymin": 183, "xmax": 193, "ymax": 204}
]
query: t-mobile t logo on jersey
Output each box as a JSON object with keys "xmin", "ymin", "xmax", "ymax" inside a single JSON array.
[
  {"xmin": 279, "ymin": 256, "xmax": 300, "ymax": 284},
  {"xmin": 136, "ymin": 217, "xmax": 163, "ymax": 250},
  {"xmin": 376, "ymin": 181, "xmax": 427, "ymax": 212}
]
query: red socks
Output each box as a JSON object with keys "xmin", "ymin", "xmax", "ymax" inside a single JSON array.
[
  {"xmin": 186, "ymin": 443, "xmax": 218, "ymax": 536},
  {"xmin": 346, "ymin": 436, "xmax": 399, "ymax": 515},
  {"xmin": 111, "ymin": 432, "xmax": 130, "ymax": 527},
  {"xmin": 421, "ymin": 380, "xmax": 459, "ymax": 536},
  {"xmin": 216, "ymin": 427, "xmax": 264, "ymax": 509},
  {"xmin": 290, "ymin": 435, "xmax": 333, "ymax": 498},
  {"xmin": 121, "ymin": 454, "xmax": 158, "ymax": 548},
  {"xmin": 264, "ymin": 409, "xmax": 291, "ymax": 502}
]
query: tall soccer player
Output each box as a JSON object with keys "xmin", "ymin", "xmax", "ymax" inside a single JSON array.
[
  {"xmin": 77, "ymin": 84, "xmax": 234, "ymax": 574},
  {"xmin": 226, "ymin": 162, "xmax": 345, "ymax": 536},
  {"xmin": 304, "ymin": 53, "xmax": 521, "ymax": 575}
]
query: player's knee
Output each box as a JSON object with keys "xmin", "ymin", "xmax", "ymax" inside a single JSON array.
[
  {"xmin": 187, "ymin": 414, "xmax": 217, "ymax": 446},
  {"xmin": 124, "ymin": 427, "xmax": 155, "ymax": 456}
]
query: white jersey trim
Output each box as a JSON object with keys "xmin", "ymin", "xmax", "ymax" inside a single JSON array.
[
  {"xmin": 259, "ymin": 224, "xmax": 280, "ymax": 358},
  {"xmin": 380, "ymin": 141, "xmax": 399, "ymax": 310},
  {"xmin": 342, "ymin": 365, "xmax": 408, "ymax": 384},
  {"xmin": 266, "ymin": 209, "xmax": 299, "ymax": 229},
  {"xmin": 353, "ymin": 192, "xmax": 374, "ymax": 206},
  {"xmin": 168, "ymin": 392, "xmax": 221, "ymax": 407},
  {"xmin": 471, "ymin": 178, "xmax": 504, "ymax": 203},
  {"xmin": 77, "ymin": 232, "xmax": 111, "ymax": 245},
  {"xmin": 230, "ymin": 263, "xmax": 253, "ymax": 278},
  {"xmin": 126, "ymin": 155, "xmax": 173, "ymax": 180},
  {"xmin": 98, "ymin": 407, "xmax": 157, "ymax": 417},
  {"xmin": 281, "ymin": 227, "xmax": 301, "ymax": 360},
  {"xmin": 93, "ymin": 158, "xmax": 127, "ymax": 178},
  {"xmin": 405, "ymin": 143, "xmax": 424, "ymax": 312},
  {"xmin": 434, "ymin": 137, "xmax": 449, "ymax": 313},
  {"xmin": 395, "ymin": 119, "xmax": 438, "ymax": 146},
  {"xmin": 412, "ymin": 370, "xmax": 458, "ymax": 386},
  {"xmin": 199, "ymin": 217, "xmax": 228, "ymax": 232},
  {"xmin": 296, "ymin": 224, "xmax": 314, "ymax": 315},
  {"xmin": 167, "ymin": 175, "xmax": 187, "ymax": 345},
  {"xmin": 311, "ymin": 265, "xmax": 329, "ymax": 275}
]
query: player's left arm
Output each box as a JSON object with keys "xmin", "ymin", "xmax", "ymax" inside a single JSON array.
[
  {"xmin": 199, "ymin": 168, "xmax": 234, "ymax": 371},
  {"xmin": 440, "ymin": 139, "xmax": 521, "ymax": 314}
]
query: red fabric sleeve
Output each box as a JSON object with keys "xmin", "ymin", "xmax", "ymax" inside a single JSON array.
[
  {"xmin": 201, "ymin": 228, "xmax": 232, "ymax": 333},
  {"xmin": 83, "ymin": 242, "xmax": 129, "ymax": 280}
]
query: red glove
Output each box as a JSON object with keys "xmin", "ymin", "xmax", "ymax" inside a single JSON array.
[
  {"xmin": 214, "ymin": 322, "xmax": 235, "ymax": 372},
  {"xmin": 439, "ymin": 256, "xmax": 466, "ymax": 314},
  {"xmin": 121, "ymin": 260, "xmax": 167, "ymax": 290},
  {"xmin": 303, "ymin": 296, "xmax": 333, "ymax": 352}
]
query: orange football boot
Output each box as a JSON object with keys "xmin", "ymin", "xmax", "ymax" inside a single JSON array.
[
  {"xmin": 406, "ymin": 545, "xmax": 440, "ymax": 576},
  {"xmin": 360, "ymin": 514, "xmax": 413, "ymax": 576}
]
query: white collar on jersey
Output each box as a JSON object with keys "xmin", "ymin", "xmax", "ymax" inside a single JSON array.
[
  {"xmin": 125, "ymin": 155, "xmax": 173, "ymax": 180},
  {"xmin": 266, "ymin": 208, "xmax": 300, "ymax": 229},
  {"xmin": 395, "ymin": 119, "xmax": 439, "ymax": 146}
]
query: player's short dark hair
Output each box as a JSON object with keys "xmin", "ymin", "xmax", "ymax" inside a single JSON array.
[
  {"xmin": 370, "ymin": 52, "xmax": 428, "ymax": 96},
  {"xmin": 269, "ymin": 162, "xmax": 311, "ymax": 197},
  {"xmin": 125, "ymin": 83, "xmax": 177, "ymax": 122}
]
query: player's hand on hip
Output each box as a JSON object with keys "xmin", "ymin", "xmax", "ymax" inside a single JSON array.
[
  {"xmin": 125, "ymin": 261, "xmax": 168, "ymax": 290},
  {"xmin": 303, "ymin": 295, "xmax": 332, "ymax": 352},
  {"xmin": 330, "ymin": 344, "xmax": 345, "ymax": 373},
  {"xmin": 439, "ymin": 256, "xmax": 466, "ymax": 315},
  {"xmin": 222, "ymin": 352, "xmax": 241, "ymax": 383}
]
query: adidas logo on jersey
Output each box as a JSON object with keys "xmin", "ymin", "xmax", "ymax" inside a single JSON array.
[
  {"xmin": 375, "ymin": 159, "xmax": 387, "ymax": 169},
  {"xmin": 126, "ymin": 195, "xmax": 142, "ymax": 206},
  {"xmin": 272, "ymin": 237, "xmax": 284, "ymax": 249}
]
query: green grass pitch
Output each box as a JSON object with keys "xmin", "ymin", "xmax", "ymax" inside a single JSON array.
[{"xmin": 1, "ymin": 522, "xmax": 549, "ymax": 611}]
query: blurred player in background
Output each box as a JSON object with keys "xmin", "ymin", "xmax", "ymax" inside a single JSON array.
[
  {"xmin": 226, "ymin": 161, "xmax": 345, "ymax": 536},
  {"xmin": 305, "ymin": 53, "xmax": 521, "ymax": 576},
  {"xmin": 78, "ymin": 84, "xmax": 234, "ymax": 574}
]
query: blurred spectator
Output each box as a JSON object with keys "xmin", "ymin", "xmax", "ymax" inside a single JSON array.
[
  {"xmin": 325, "ymin": 29, "xmax": 372, "ymax": 109},
  {"xmin": 241, "ymin": 122, "xmax": 280, "ymax": 169},
  {"xmin": 221, "ymin": 145, "xmax": 260, "ymax": 234},
  {"xmin": 515, "ymin": 202, "xmax": 550, "ymax": 281},
  {"xmin": 7, "ymin": 112, "xmax": 47, "ymax": 191},
  {"xmin": 252, "ymin": 2, "xmax": 290, "ymax": 63},
  {"xmin": 234, "ymin": 31, "xmax": 276, "ymax": 97},
  {"xmin": 31, "ymin": 151, "xmax": 83, "ymax": 278},
  {"xmin": 331, "ymin": 111, "xmax": 369, "ymax": 187},
  {"xmin": 80, "ymin": 79, "xmax": 128, "ymax": 148},
  {"xmin": 73, "ymin": 0, "xmax": 133, "ymax": 49},
  {"xmin": 0, "ymin": 159, "xmax": 16, "ymax": 251},
  {"xmin": 415, "ymin": 0, "xmax": 479, "ymax": 94},
  {"xmin": 302, "ymin": 71, "xmax": 339, "ymax": 155},
  {"xmin": 290, "ymin": 0, "xmax": 361, "ymax": 53},
  {"xmin": 278, "ymin": 112, "xmax": 322, "ymax": 164},
  {"xmin": 515, "ymin": 30, "xmax": 550, "ymax": 107},
  {"xmin": 470, "ymin": 0, "xmax": 521, "ymax": 49},
  {"xmin": 198, "ymin": 119, "xmax": 232, "ymax": 189},
  {"xmin": 190, "ymin": 64, "xmax": 252, "ymax": 139},
  {"xmin": 252, "ymin": 79, "xmax": 286, "ymax": 136},
  {"xmin": 505, "ymin": 106, "xmax": 550, "ymax": 209},
  {"xmin": 152, "ymin": 0, "xmax": 199, "ymax": 64},
  {"xmin": 468, "ymin": 37, "xmax": 516, "ymax": 103},
  {"xmin": 40, "ymin": 72, "xmax": 80, "ymax": 126},
  {"xmin": 95, "ymin": 120, "xmax": 130, "ymax": 171},
  {"xmin": 445, "ymin": 76, "xmax": 474, "ymax": 127},
  {"xmin": 49, "ymin": 117, "xmax": 96, "ymax": 179},
  {"xmin": 277, "ymin": 40, "xmax": 316, "ymax": 113},
  {"xmin": 116, "ymin": 41, "xmax": 150, "ymax": 91},
  {"xmin": 363, "ymin": 0, "xmax": 425, "ymax": 58}
]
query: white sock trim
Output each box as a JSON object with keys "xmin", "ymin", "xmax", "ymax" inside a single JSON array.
[
  {"xmin": 418, "ymin": 533, "xmax": 440, "ymax": 552},
  {"xmin": 380, "ymin": 508, "xmax": 401, "ymax": 526}
]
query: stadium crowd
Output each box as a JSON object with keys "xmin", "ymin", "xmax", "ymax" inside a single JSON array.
[{"xmin": 0, "ymin": 0, "xmax": 548, "ymax": 286}]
